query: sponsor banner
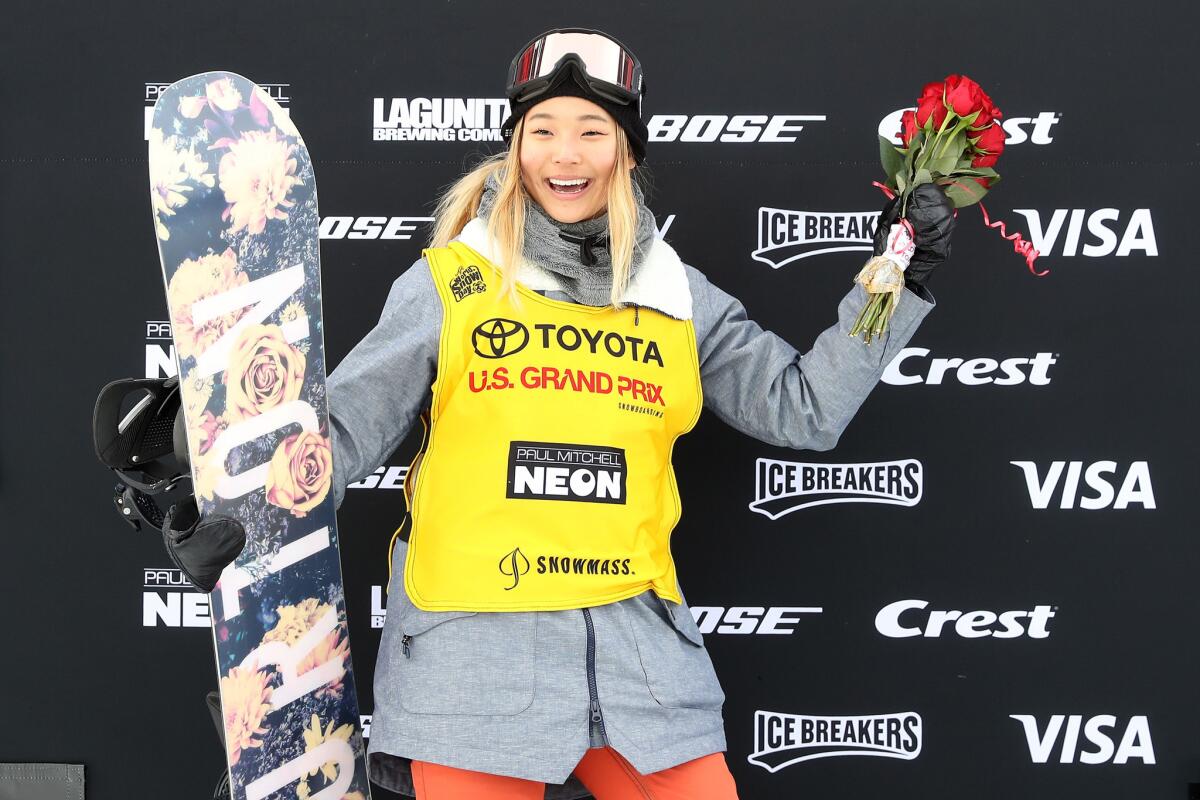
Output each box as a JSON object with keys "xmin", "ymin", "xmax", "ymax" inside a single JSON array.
[
  {"xmin": 471, "ymin": 319, "xmax": 665, "ymax": 366},
  {"xmin": 753, "ymin": 208, "xmax": 879, "ymax": 269},
  {"xmin": 496, "ymin": 547, "xmax": 634, "ymax": 591},
  {"xmin": 1010, "ymin": 715, "xmax": 1155, "ymax": 765},
  {"xmin": 371, "ymin": 586, "xmax": 386, "ymax": 628},
  {"xmin": 372, "ymin": 98, "xmax": 825, "ymax": 145},
  {"xmin": 647, "ymin": 114, "xmax": 825, "ymax": 143},
  {"xmin": 318, "ymin": 216, "xmax": 434, "ymax": 241},
  {"xmin": 750, "ymin": 458, "xmax": 922, "ymax": 519},
  {"xmin": 1009, "ymin": 461, "xmax": 1155, "ymax": 510},
  {"xmin": 373, "ymin": 97, "xmax": 511, "ymax": 141},
  {"xmin": 347, "ymin": 466, "xmax": 409, "ymax": 490},
  {"xmin": 507, "ymin": 441, "xmax": 627, "ymax": 504},
  {"xmin": 143, "ymin": 567, "xmax": 210, "ymax": 628},
  {"xmin": 1011, "ymin": 209, "xmax": 1157, "ymax": 257},
  {"xmin": 145, "ymin": 320, "xmax": 176, "ymax": 379},
  {"xmin": 875, "ymin": 599, "xmax": 1055, "ymax": 639},
  {"xmin": 749, "ymin": 711, "xmax": 922, "ymax": 772},
  {"xmin": 145, "ymin": 81, "xmax": 290, "ymax": 140},
  {"xmin": 882, "ymin": 348, "xmax": 1056, "ymax": 386},
  {"xmin": 878, "ymin": 108, "xmax": 1061, "ymax": 146},
  {"xmin": 469, "ymin": 366, "xmax": 666, "ymax": 416},
  {"xmin": 692, "ymin": 606, "xmax": 821, "ymax": 635},
  {"xmin": 655, "ymin": 214, "xmax": 675, "ymax": 239}
]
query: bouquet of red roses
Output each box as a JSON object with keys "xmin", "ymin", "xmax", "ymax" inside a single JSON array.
[{"xmin": 850, "ymin": 74, "xmax": 1006, "ymax": 343}]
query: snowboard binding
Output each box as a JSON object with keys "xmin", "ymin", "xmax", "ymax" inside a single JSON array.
[{"xmin": 93, "ymin": 377, "xmax": 245, "ymax": 592}]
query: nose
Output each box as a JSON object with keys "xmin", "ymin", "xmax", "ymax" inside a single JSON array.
[{"xmin": 552, "ymin": 137, "xmax": 582, "ymax": 164}]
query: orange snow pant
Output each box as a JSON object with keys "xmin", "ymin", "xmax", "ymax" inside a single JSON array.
[{"xmin": 411, "ymin": 746, "xmax": 740, "ymax": 800}]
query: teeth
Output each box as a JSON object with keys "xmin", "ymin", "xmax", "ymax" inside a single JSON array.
[{"xmin": 549, "ymin": 178, "xmax": 588, "ymax": 187}]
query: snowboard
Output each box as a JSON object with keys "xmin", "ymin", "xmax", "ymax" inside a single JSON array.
[{"xmin": 148, "ymin": 71, "xmax": 372, "ymax": 800}]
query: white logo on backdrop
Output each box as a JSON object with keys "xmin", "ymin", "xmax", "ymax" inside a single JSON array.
[
  {"xmin": 373, "ymin": 98, "xmax": 512, "ymax": 141},
  {"xmin": 691, "ymin": 606, "xmax": 822, "ymax": 635},
  {"xmin": 882, "ymin": 348, "xmax": 1056, "ymax": 386},
  {"xmin": 749, "ymin": 711, "xmax": 922, "ymax": 772},
  {"xmin": 348, "ymin": 466, "xmax": 410, "ymax": 491},
  {"xmin": 875, "ymin": 600, "xmax": 1055, "ymax": 639},
  {"xmin": 1010, "ymin": 715, "xmax": 1155, "ymax": 764},
  {"xmin": 647, "ymin": 114, "xmax": 826, "ymax": 143},
  {"xmin": 1011, "ymin": 209, "xmax": 1157, "ymax": 257},
  {"xmin": 143, "ymin": 568, "xmax": 209, "ymax": 628},
  {"xmin": 370, "ymin": 586, "xmax": 387, "ymax": 628},
  {"xmin": 752, "ymin": 209, "xmax": 879, "ymax": 269},
  {"xmin": 319, "ymin": 217, "xmax": 435, "ymax": 241},
  {"xmin": 1009, "ymin": 461, "xmax": 1156, "ymax": 509},
  {"xmin": 750, "ymin": 458, "xmax": 922, "ymax": 519},
  {"xmin": 373, "ymin": 99, "xmax": 825, "ymax": 145},
  {"xmin": 146, "ymin": 321, "xmax": 177, "ymax": 379}
]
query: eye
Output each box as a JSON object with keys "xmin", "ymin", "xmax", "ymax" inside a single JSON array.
[
  {"xmin": 583, "ymin": 130, "xmax": 607, "ymax": 137},
  {"xmin": 531, "ymin": 128, "xmax": 552, "ymax": 135}
]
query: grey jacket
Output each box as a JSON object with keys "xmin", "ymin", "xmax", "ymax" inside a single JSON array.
[{"xmin": 327, "ymin": 230, "xmax": 935, "ymax": 799}]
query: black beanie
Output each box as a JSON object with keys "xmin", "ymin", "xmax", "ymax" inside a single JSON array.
[{"xmin": 501, "ymin": 66, "xmax": 649, "ymax": 165}]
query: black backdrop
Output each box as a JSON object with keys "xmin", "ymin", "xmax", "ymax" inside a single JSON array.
[{"xmin": 2, "ymin": 1, "xmax": 1197, "ymax": 798}]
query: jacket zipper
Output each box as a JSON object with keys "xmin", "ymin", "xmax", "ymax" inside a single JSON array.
[{"xmin": 581, "ymin": 608, "xmax": 608, "ymax": 746}]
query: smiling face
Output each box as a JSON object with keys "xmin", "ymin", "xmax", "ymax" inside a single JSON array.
[{"xmin": 519, "ymin": 95, "xmax": 620, "ymax": 223}]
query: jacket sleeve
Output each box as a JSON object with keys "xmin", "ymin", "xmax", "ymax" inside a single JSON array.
[
  {"xmin": 687, "ymin": 265, "xmax": 935, "ymax": 451},
  {"xmin": 327, "ymin": 258, "xmax": 442, "ymax": 508}
]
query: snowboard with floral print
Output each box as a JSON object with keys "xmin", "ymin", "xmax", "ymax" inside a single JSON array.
[{"xmin": 148, "ymin": 71, "xmax": 370, "ymax": 800}]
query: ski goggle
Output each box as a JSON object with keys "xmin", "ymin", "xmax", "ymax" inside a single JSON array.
[{"xmin": 506, "ymin": 28, "xmax": 644, "ymax": 110}]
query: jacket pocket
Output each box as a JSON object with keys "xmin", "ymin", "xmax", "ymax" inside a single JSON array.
[
  {"xmin": 391, "ymin": 595, "xmax": 537, "ymax": 716},
  {"xmin": 628, "ymin": 591, "xmax": 725, "ymax": 710}
]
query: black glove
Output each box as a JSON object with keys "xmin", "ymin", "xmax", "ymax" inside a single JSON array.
[
  {"xmin": 161, "ymin": 498, "xmax": 246, "ymax": 593},
  {"xmin": 872, "ymin": 182, "xmax": 956, "ymax": 289}
]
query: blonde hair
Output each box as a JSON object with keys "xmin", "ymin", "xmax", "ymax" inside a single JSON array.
[{"xmin": 430, "ymin": 115, "xmax": 643, "ymax": 308}]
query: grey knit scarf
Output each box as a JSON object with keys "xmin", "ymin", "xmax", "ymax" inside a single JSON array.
[{"xmin": 475, "ymin": 171, "xmax": 658, "ymax": 307}]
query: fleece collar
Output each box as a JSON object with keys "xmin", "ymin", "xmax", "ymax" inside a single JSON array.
[{"xmin": 455, "ymin": 217, "xmax": 693, "ymax": 321}]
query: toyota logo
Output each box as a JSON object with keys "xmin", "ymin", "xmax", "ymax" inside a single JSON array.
[{"xmin": 472, "ymin": 317, "xmax": 529, "ymax": 359}]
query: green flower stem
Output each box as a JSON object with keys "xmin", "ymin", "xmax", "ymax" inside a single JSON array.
[
  {"xmin": 934, "ymin": 118, "xmax": 970, "ymax": 161},
  {"xmin": 849, "ymin": 292, "xmax": 902, "ymax": 344},
  {"xmin": 914, "ymin": 113, "xmax": 956, "ymax": 177},
  {"xmin": 851, "ymin": 293, "xmax": 900, "ymax": 344},
  {"xmin": 850, "ymin": 295, "xmax": 878, "ymax": 341}
]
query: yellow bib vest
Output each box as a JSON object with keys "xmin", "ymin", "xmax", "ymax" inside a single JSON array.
[{"xmin": 403, "ymin": 241, "xmax": 703, "ymax": 612}]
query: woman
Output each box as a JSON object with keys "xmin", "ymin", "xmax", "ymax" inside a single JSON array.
[{"xmin": 328, "ymin": 28, "xmax": 952, "ymax": 800}]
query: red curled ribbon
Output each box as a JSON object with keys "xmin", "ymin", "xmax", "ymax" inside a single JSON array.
[
  {"xmin": 978, "ymin": 201, "xmax": 1047, "ymax": 276},
  {"xmin": 870, "ymin": 181, "xmax": 1047, "ymax": 277}
]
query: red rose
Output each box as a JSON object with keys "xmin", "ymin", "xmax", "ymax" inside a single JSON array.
[
  {"xmin": 972, "ymin": 104, "xmax": 995, "ymax": 128},
  {"xmin": 915, "ymin": 93, "xmax": 947, "ymax": 129},
  {"xmin": 944, "ymin": 74, "xmax": 985, "ymax": 118},
  {"xmin": 900, "ymin": 109, "xmax": 919, "ymax": 146},
  {"xmin": 972, "ymin": 152, "xmax": 999, "ymax": 168},
  {"xmin": 919, "ymin": 81, "xmax": 944, "ymax": 102},
  {"xmin": 973, "ymin": 92, "xmax": 1003, "ymax": 128},
  {"xmin": 983, "ymin": 91, "xmax": 1003, "ymax": 120},
  {"xmin": 970, "ymin": 121, "xmax": 1006, "ymax": 156}
]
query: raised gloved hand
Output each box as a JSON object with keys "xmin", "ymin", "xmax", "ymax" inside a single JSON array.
[{"xmin": 872, "ymin": 182, "xmax": 956, "ymax": 290}]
